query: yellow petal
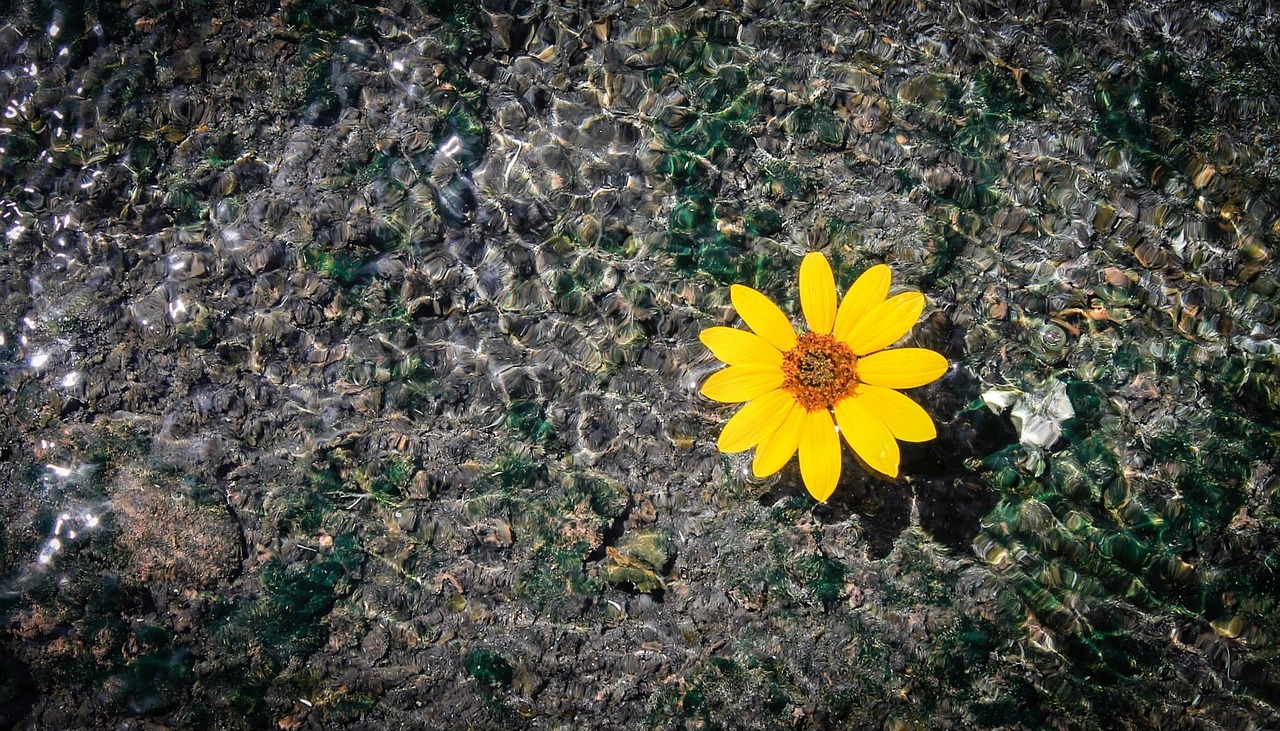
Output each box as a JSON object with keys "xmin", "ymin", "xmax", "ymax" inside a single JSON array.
[
  {"xmin": 731, "ymin": 284, "xmax": 797, "ymax": 351},
  {"xmin": 851, "ymin": 384, "xmax": 937, "ymax": 442},
  {"xmin": 833, "ymin": 264, "xmax": 891, "ymax": 342},
  {"xmin": 798, "ymin": 408, "xmax": 841, "ymax": 502},
  {"xmin": 699, "ymin": 327, "xmax": 783, "ymax": 368},
  {"xmin": 753, "ymin": 407, "xmax": 805, "ymax": 478},
  {"xmin": 717, "ymin": 390, "xmax": 797, "ymax": 453},
  {"xmin": 857, "ymin": 348, "xmax": 948, "ymax": 389},
  {"xmin": 700, "ymin": 364, "xmax": 785, "ymax": 403},
  {"xmin": 841, "ymin": 291, "xmax": 925, "ymax": 356},
  {"xmin": 799, "ymin": 252, "xmax": 837, "ymax": 335},
  {"xmin": 833, "ymin": 395, "xmax": 900, "ymax": 477}
]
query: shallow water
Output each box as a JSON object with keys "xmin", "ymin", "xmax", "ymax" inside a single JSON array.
[{"xmin": 1, "ymin": 1, "xmax": 1278, "ymax": 728}]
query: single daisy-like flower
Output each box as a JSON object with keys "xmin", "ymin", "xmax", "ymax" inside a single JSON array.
[{"xmin": 700, "ymin": 253, "xmax": 948, "ymax": 502}]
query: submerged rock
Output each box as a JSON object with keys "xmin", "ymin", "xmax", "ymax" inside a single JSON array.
[{"xmin": 0, "ymin": 1, "xmax": 1278, "ymax": 729}]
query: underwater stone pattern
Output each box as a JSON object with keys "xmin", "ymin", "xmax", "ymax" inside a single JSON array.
[{"xmin": 1, "ymin": 0, "xmax": 1278, "ymax": 728}]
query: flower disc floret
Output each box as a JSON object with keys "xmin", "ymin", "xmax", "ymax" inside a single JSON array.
[{"xmin": 781, "ymin": 333, "xmax": 858, "ymax": 411}]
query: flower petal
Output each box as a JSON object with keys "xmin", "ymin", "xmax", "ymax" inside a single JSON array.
[
  {"xmin": 851, "ymin": 385, "xmax": 937, "ymax": 442},
  {"xmin": 700, "ymin": 327, "xmax": 783, "ymax": 368},
  {"xmin": 731, "ymin": 284, "xmax": 797, "ymax": 351},
  {"xmin": 833, "ymin": 395, "xmax": 900, "ymax": 477},
  {"xmin": 800, "ymin": 252, "xmax": 837, "ymax": 335},
  {"xmin": 857, "ymin": 348, "xmax": 948, "ymax": 389},
  {"xmin": 841, "ymin": 291, "xmax": 925, "ymax": 356},
  {"xmin": 798, "ymin": 408, "xmax": 841, "ymax": 502},
  {"xmin": 753, "ymin": 407, "xmax": 805, "ymax": 478},
  {"xmin": 717, "ymin": 390, "xmax": 798, "ymax": 453},
  {"xmin": 701, "ymin": 364, "xmax": 785, "ymax": 403},
  {"xmin": 833, "ymin": 264, "xmax": 891, "ymax": 342}
]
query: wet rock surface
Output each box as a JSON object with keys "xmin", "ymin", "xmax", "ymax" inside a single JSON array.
[{"xmin": 1, "ymin": 1, "xmax": 1279, "ymax": 728}]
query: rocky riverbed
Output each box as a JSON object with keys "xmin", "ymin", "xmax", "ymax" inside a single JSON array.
[{"xmin": 1, "ymin": 1, "xmax": 1278, "ymax": 728}]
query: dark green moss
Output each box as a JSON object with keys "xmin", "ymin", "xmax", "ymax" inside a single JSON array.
[
  {"xmin": 761, "ymin": 160, "xmax": 816, "ymax": 202},
  {"xmin": 970, "ymin": 676, "xmax": 1050, "ymax": 726},
  {"xmin": 418, "ymin": 0, "xmax": 487, "ymax": 58},
  {"xmin": 580, "ymin": 476, "xmax": 628, "ymax": 521},
  {"xmin": 797, "ymin": 554, "xmax": 846, "ymax": 608},
  {"xmin": 174, "ymin": 307, "xmax": 216, "ymax": 347},
  {"xmin": 1092, "ymin": 51, "xmax": 1209, "ymax": 173},
  {"xmin": 114, "ymin": 645, "xmax": 194, "ymax": 716},
  {"xmin": 744, "ymin": 207, "xmax": 783, "ymax": 237},
  {"xmin": 785, "ymin": 104, "xmax": 848, "ymax": 150},
  {"xmin": 506, "ymin": 400, "xmax": 554, "ymax": 443},
  {"xmin": 517, "ymin": 542, "xmax": 599, "ymax": 608},
  {"xmin": 247, "ymin": 534, "xmax": 363, "ymax": 659},
  {"xmin": 286, "ymin": 471, "xmax": 337, "ymax": 535},
  {"xmin": 197, "ymin": 131, "xmax": 241, "ymax": 171},
  {"xmin": 974, "ymin": 64, "xmax": 1046, "ymax": 119},
  {"xmin": 494, "ymin": 452, "xmax": 544, "ymax": 491},
  {"xmin": 301, "ymin": 246, "xmax": 378, "ymax": 287},
  {"xmin": 324, "ymin": 692, "xmax": 379, "ymax": 723},
  {"xmin": 464, "ymin": 648, "xmax": 513, "ymax": 687},
  {"xmin": 80, "ymin": 419, "xmax": 152, "ymax": 469},
  {"xmin": 921, "ymin": 229, "xmax": 968, "ymax": 287},
  {"xmin": 281, "ymin": 0, "xmax": 380, "ymax": 35}
]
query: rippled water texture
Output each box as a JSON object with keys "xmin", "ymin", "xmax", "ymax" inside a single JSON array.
[{"xmin": 1, "ymin": 1, "xmax": 1279, "ymax": 728}]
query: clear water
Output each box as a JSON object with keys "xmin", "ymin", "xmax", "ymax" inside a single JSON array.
[{"xmin": 1, "ymin": 2, "xmax": 1278, "ymax": 728}]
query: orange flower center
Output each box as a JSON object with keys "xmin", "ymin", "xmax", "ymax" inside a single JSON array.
[{"xmin": 781, "ymin": 333, "xmax": 859, "ymax": 411}]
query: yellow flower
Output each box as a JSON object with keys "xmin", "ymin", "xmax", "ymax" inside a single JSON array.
[{"xmin": 699, "ymin": 253, "xmax": 948, "ymax": 502}]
